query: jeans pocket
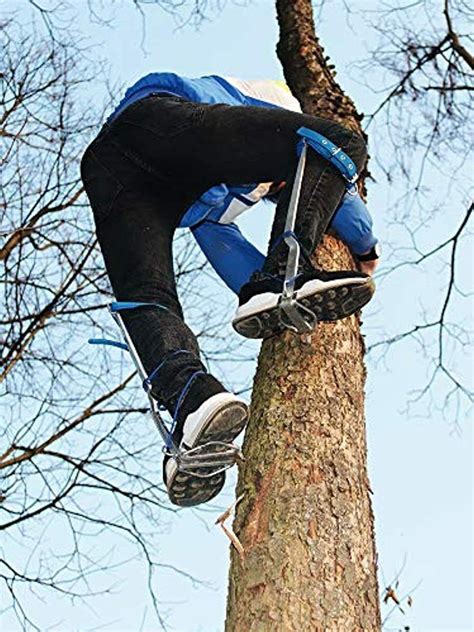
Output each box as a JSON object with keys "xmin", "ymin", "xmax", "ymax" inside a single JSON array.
[
  {"xmin": 115, "ymin": 97, "xmax": 205, "ymax": 139},
  {"xmin": 81, "ymin": 147, "xmax": 123, "ymax": 224}
]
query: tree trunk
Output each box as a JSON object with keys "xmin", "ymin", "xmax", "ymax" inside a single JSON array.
[{"xmin": 225, "ymin": 2, "xmax": 381, "ymax": 631}]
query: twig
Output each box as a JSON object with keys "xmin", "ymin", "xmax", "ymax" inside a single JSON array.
[{"xmin": 215, "ymin": 494, "xmax": 246, "ymax": 562}]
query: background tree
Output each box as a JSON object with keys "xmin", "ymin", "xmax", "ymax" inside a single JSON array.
[
  {"xmin": 225, "ymin": 1, "xmax": 381, "ymax": 630},
  {"xmin": 354, "ymin": 0, "xmax": 473, "ymax": 419},
  {"xmin": 0, "ymin": 12, "xmax": 245, "ymax": 629}
]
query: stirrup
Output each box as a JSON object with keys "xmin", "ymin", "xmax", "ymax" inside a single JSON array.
[
  {"xmin": 89, "ymin": 302, "xmax": 242, "ymax": 478},
  {"xmin": 167, "ymin": 442, "xmax": 243, "ymax": 479}
]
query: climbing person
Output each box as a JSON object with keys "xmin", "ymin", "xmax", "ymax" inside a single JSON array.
[{"xmin": 80, "ymin": 73, "xmax": 380, "ymax": 507}]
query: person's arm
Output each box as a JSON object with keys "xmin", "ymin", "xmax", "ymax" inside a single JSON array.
[
  {"xmin": 191, "ymin": 219, "xmax": 265, "ymax": 295},
  {"xmin": 330, "ymin": 191, "xmax": 380, "ymax": 275}
]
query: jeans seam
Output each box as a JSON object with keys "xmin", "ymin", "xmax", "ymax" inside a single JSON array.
[
  {"xmin": 106, "ymin": 132, "xmax": 174, "ymax": 183},
  {"xmin": 83, "ymin": 147, "xmax": 125, "ymax": 224},
  {"xmin": 300, "ymin": 165, "xmax": 330, "ymax": 234},
  {"xmin": 95, "ymin": 186, "xmax": 124, "ymax": 225},
  {"xmin": 116, "ymin": 117, "xmax": 198, "ymax": 138},
  {"xmin": 85, "ymin": 147, "xmax": 125, "ymax": 190},
  {"xmin": 109, "ymin": 135, "xmax": 160, "ymax": 179}
]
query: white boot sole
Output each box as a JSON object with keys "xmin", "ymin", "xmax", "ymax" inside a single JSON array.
[{"xmin": 165, "ymin": 393, "xmax": 248, "ymax": 507}]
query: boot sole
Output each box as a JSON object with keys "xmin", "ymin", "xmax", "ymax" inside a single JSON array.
[
  {"xmin": 165, "ymin": 400, "xmax": 248, "ymax": 507},
  {"xmin": 233, "ymin": 277, "xmax": 375, "ymax": 339}
]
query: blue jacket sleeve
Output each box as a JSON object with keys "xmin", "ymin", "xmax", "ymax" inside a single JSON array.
[
  {"xmin": 330, "ymin": 192, "xmax": 378, "ymax": 255},
  {"xmin": 191, "ymin": 220, "xmax": 265, "ymax": 295}
]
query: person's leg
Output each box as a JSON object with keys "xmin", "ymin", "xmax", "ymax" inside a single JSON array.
[
  {"xmin": 80, "ymin": 132, "xmax": 206, "ymax": 408},
  {"xmin": 81, "ymin": 130, "xmax": 248, "ymax": 505},
  {"xmin": 109, "ymin": 97, "xmax": 373, "ymax": 338},
  {"xmin": 195, "ymin": 104, "xmax": 368, "ymax": 269},
  {"xmin": 231, "ymin": 133, "xmax": 373, "ymax": 338},
  {"xmin": 109, "ymin": 96, "xmax": 367, "ymax": 264},
  {"xmin": 181, "ymin": 103, "xmax": 372, "ymax": 333},
  {"xmin": 263, "ymin": 131, "xmax": 368, "ymax": 273}
]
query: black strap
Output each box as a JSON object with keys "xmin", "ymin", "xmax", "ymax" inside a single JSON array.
[{"xmin": 356, "ymin": 245, "xmax": 379, "ymax": 262}]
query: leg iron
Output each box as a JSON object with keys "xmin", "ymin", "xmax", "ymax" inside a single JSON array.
[
  {"xmin": 104, "ymin": 303, "xmax": 243, "ymax": 479},
  {"xmin": 232, "ymin": 130, "xmax": 372, "ymax": 340},
  {"xmin": 278, "ymin": 141, "xmax": 318, "ymax": 335}
]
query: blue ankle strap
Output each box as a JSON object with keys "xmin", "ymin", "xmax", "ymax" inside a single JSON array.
[
  {"xmin": 144, "ymin": 349, "xmax": 200, "ymax": 391},
  {"xmin": 110, "ymin": 301, "xmax": 168, "ymax": 312}
]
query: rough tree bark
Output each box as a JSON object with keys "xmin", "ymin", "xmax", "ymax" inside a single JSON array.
[{"xmin": 225, "ymin": 2, "xmax": 381, "ymax": 631}]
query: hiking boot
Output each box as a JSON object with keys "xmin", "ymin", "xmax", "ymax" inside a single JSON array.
[
  {"xmin": 163, "ymin": 374, "xmax": 248, "ymax": 507},
  {"xmin": 233, "ymin": 269, "xmax": 375, "ymax": 339}
]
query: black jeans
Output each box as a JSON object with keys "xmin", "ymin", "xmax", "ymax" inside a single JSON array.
[{"xmin": 80, "ymin": 95, "xmax": 367, "ymax": 411}]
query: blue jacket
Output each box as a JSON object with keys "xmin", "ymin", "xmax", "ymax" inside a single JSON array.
[{"xmin": 110, "ymin": 73, "xmax": 378, "ymax": 293}]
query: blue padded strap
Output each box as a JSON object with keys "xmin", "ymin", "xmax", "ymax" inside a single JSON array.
[
  {"xmin": 88, "ymin": 338, "xmax": 129, "ymax": 351},
  {"xmin": 110, "ymin": 301, "xmax": 169, "ymax": 312},
  {"xmin": 296, "ymin": 127, "xmax": 358, "ymax": 192}
]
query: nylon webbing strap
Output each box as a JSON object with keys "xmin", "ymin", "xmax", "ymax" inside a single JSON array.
[{"xmin": 296, "ymin": 127, "xmax": 358, "ymax": 193}]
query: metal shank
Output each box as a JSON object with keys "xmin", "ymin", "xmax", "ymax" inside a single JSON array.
[{"xmin": 279, "ymin": 142, "xmax": 317, "ymax": 334}]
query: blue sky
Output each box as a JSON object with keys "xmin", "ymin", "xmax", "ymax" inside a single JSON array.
[{"xmin": 3, "ymin": 1, "xmax": 472, "ymax": 631}]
